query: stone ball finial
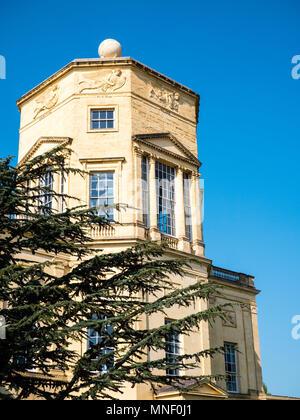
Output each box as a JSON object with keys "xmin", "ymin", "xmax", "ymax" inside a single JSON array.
[{"xmin": 98, "ymin": 39, "xmax": 122, "ymax": 58}]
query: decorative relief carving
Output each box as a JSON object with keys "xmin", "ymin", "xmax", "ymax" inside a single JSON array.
[
  {"xmin": 133, "ymin": 146, "xmax": 143, "ymax": 156},
  {"xmin": 250, "ymin": 305, "xmax": 258, "ymax": 315},
  {"xmin": 149, "ymin": 87, "xmax": 180, "ymax": 112},
  {"xmin": 240, "ymin": 303, "xmax": 251, "ymax": 312},
  {"xmin": 33, "ymin": 84, "xmax": 59, "ymax": 119},
  {"xmin": 79, "ymin": 70, "xmax": 126, "ymax": 94},
  {"xmin": 222, "ymin": 310, "xmax": 237, "ymax": 328}
]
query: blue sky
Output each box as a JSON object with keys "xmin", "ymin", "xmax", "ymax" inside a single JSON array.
[{"xmin": 0, "ymin": 0, "xmax": 299, "ymax": 397}]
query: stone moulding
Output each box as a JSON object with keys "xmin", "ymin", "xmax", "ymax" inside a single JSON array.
[
  {"xmin": 18, "ymin": 137, "xmax": 73, "ymax": 166},
  {"xmin": 132, "ymin": 132, "xmax": 202, "ymax": 168},
  {"xmin": 16, "ymin": 58, "xmax": 199, "ymax": 112}
]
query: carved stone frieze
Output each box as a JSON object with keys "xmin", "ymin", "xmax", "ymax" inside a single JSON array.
[
  {"xmin": 149, "ymin": 87, "xmax": 180, "ymax": 112},
  {"xmin": 222, "ymin": 310, "xmax": 237, "ymax": 328},
  {"xmin": 33, "ymin": 84, "xmax": 59, "ymax": 120},
  {"xmin": 79, "ymin": 70, "xmax": 126, "ymax": 94}
]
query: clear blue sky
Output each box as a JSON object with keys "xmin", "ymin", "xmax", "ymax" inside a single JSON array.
[{"xmin": 1, "ymin": 0, "xmax": 299, "ymax": 398}]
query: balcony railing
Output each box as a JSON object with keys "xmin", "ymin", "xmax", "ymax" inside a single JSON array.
[
  {"xmin": 89, "ymin": 224, "xmax": 117, "ymax": 239},
  {"xmin": 210, "ymin": 266, "xmax": 255, "ymax": 288},
  {"xmin": 161, "ymin": 234, "xmax": 179, "ymax": 250}
]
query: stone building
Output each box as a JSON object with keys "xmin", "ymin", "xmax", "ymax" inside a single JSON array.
[{"xmin": 16, "ymin": 39, "xmax": 265, "ymax": 400}]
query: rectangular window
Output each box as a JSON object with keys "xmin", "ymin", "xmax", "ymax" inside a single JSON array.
[
  {"xmin": 183, "ymin": 173, "xmax": 193, "ymax": 242},
  {"xmin": 224, "ymin": 343, "xmax": 239, "ymax": 393},
  {"xmin": 165, "ymin": 320, "xmax": 181, "ymax": 377},
  {"xmin": 38, "ymin": 172, "xmax": 53, "ymax": 215},
  {"xmin": 88, "ymin": 314, "xmax": 114, "ymax": 373},
  {"xmin": 24, "ymin": 179, "xmax": 30, "ymax": 219},
  {"xmin": 13, "ymin": 325, "xmax": 37, "ymax": 373},
  {"xmin": 89, "ymin": 172, "xmax": 114, "ymax": 220},
  {"xmin": 141, "ymin": 156, "xmax": 149, "ymax": 228},
  {"xmin": 156, "ymin": 162, "xmax": 176, "ymax": 236},
  {"xmin": 90, "ymin": 109, "xmax": 114, "ymax": 130},
  {"xmin": 59, "ymin": 165, "xmax": 65, "ymax": 213}
]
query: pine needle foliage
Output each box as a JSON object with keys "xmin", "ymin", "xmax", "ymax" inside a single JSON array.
[{"xmin": 0, "ymin": 146, "xmax": 228, "ymax": 400}]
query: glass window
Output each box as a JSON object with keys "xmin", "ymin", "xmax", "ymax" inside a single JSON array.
[
  {"xmin": 89, "ymin": 172, "xmax": 114, "ymax": 220},
  {"xmin": 141, "ymin": 156, "xmax": 149, "ymax": 228},
  {"xmin": 38, "ymin": 172, "xmax": 53, "ymax": 215},
  {"xmin": 87, "ymin": 314, "xmax": 114, "ymax": 373},
  {"xmin": 13, "ymin": 325, "xmax": 37, "ymax": 372},
  {"xmin": 165, "ymin": 320, "xmax": 181, "ymax": 377},
  {"xmin": 156, "ymin": 162, "xmax": 176, "ymax": 236},
  {"xmin": 224, "ymin": 343, "xmax": 239, "ymax": 393},
  {"xmin": 183, "ymin": 173, "xmax": 193, "ymax": 242},
  {"xmin": 91, "ymin": 109, "xmax": 114, "ymax": 130},
  {"xmin": 59, "ymin": 164, "xmax": 66, "ymax": 213}
]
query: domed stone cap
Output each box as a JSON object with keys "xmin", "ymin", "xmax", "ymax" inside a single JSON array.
[{"xmin": 98, "ymin": 39, "xmax": 122, "ymax": 58}]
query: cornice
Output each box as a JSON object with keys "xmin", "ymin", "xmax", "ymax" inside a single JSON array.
[
  {"xmin": 16, "ymin": 57, "xmax": 200, "ymax": 109},
  {"xmin": 133, "ymin": 132, "xmax": 201, "ymax": 168},
  {"xmin": 79, "ymin": 157, "xmax": 126, "ymax": 164},
  {"xmin": 18, "ymin": 137, "xmax": 73, "ymax": 166}
]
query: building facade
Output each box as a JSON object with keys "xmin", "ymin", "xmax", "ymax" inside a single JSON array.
[{"xmin": 16, "ymin": 41, "xmax": 265, "ymax": 400}]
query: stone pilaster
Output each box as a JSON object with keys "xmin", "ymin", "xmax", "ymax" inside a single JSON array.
[
  {"xmin": 191, "ymin": 172, "xmax": 205, "ymax": 256},
  {"xmin": 176, "ymin": 166, "xmax": 190, "ymax": 253}
]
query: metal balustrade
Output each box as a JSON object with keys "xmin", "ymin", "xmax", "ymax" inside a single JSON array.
[{"xmin": 211, "ymin": 266, "xmax": 255, "ymax": 288}]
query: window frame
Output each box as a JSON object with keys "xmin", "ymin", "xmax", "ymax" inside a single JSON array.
[
  {"xmin": 141, "ymin": 155, "xmax": 150, "ymax": 229},
  {"xmin": 87, "ymin": 314, "xmax": 115, "ymax": 374},
  {"xmin": 156, "ymin": 161, "xmax": 176, "ymax": 237},
  {"xmin": 37, "ymin": 172, "xmax": 53, "ymax": 215},
  {"xmin": 81, "ymin": 158, "xmax": 123, "ymax": 224},
  {"xmin": 89, "ymin": 171, "xmax": 115, "ymax": 221},
  {"xmin": 224, "ymin": 342, "xmax": 239, "ymax": 393},
  {"xmin": 183, "ymin": 172, "xmax": 193, "ymax": 242},
  {"xmin": 87, "ymin": 105, "xmax": 118, "ymax": 133},
  {"xmin": 165, "ymin": 319, "xmax": 182, "ymax": 377}
]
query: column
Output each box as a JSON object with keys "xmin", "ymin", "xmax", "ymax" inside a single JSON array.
[
  {"xmin": 133, "ymin": 147, "xmax": 145, "ymax": 240},
  {"xmin": 176, "ymin": 166, "xmax": 190, "ymax": 253},
  {"xmin": 133, "ymin": 147, "xmax": 143, "ymax": 224},
  {"xmin": 191, "ymin": 172, "xmax": 205, "ymax": 256}
]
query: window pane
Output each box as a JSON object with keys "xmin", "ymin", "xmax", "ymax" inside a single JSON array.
[
  {"xmin": 91, "ymin": 109, "xmax": 115, "ymax": 130},
  {"xmin": 224, "ymin": 343, "xmax": 238, "ymax": 393},
  {"xmin": 91, "ymin": 111, "xmax": 99, "ymax": 119},
  {"xmin": 90, "ymin": 172, "xmax": 114, "ymax": 220},
  {"xmin": 87, "ymin": 314, "xmax": 115, "ymax": 373},
  {"xmin": 141, "ymin": 156, "xmax": 150, "ymax": 228},
  {"xmin": 165, "ymin": 320, "xmax": 181, "ymax": 377},
  {"xmin": 156, "ymin": 162, "xmax": 176, "ymax": 236},
  {"xmin": 183, "ymin": 173, "xmax": 193, "ymax": 242}
]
